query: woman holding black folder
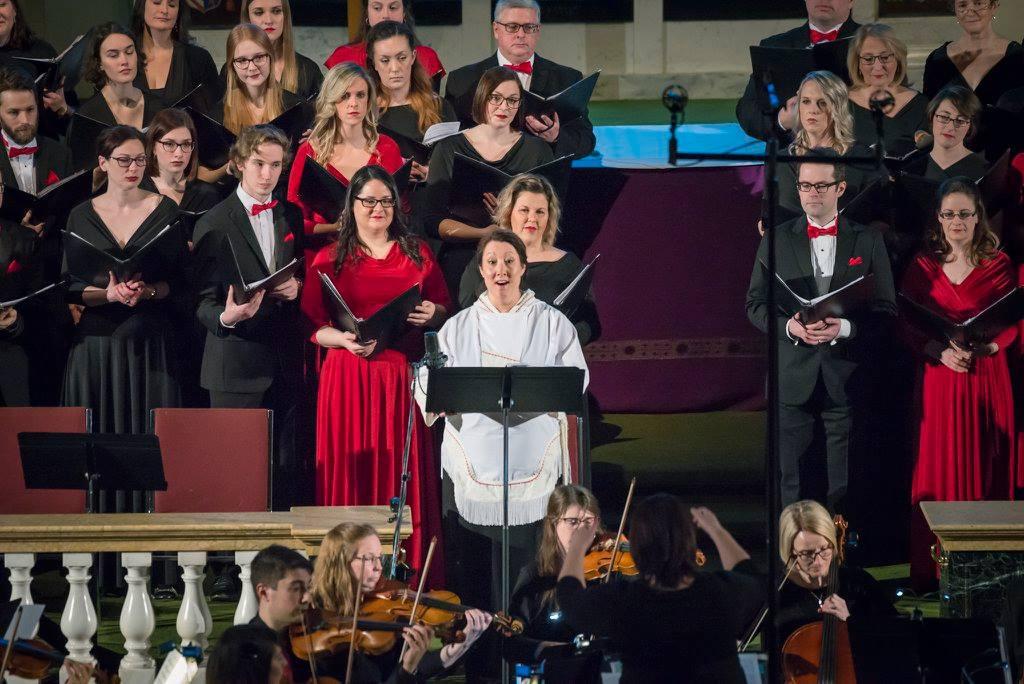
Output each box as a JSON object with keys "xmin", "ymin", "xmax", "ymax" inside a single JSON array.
[
  {"xmin": 902, "ymin": 179, "xmax": 1018, "ymax": 589},
  {"xmin": 299, "ymin": 164, "xmax": 448, "ymax": 576},
  {"xmin": 458, "ymin": 174, "xmax": 599, "ymax": 344},
  {"xmin": 418, "ymin": 66, "xmax": 553, "ymax": 303},
  {"xmin": 62, "ymin": 125, "xmax": 186, "ymax": 434},
  {"xmin": 904, "ymin": 86, "xmax": 989, "ymax": 181}
]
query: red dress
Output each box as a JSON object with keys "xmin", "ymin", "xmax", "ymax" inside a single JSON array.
[
  {"xmin": 301, "ymin": 240, "xmax": 451, "ymax": 581},
  {"xmin": 324, "ymin": 42, "xmax": 446, "ymax": 80},
  {"xmin": 903, "ymin": 251, "xmax": 1018, "ymax": 586}
]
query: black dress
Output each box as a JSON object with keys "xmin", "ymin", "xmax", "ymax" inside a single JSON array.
[
  {"xmin": 378, "ymin": 101, "xmax": 459, "ymax": 148},
  {"xmin": 217, "ymin": 52, "xmax": 323, "ymax": 102},
  {"xmin": 505, "ymin": 562, "xmax": 586, "ymax": 666},
  {"xmin": 459, "ymin": 251, "xmax": 601, "ymax": 345},
  {"xmin": 555, "ymin": 562, "xmax": 765, "ymax": 683},
  {"xmin": 0, "ymin": 221, "xmax": 39, "ymax": 406},
  {"xmin": 134, "ymin": 41, "xmax": 219, "ymax": 113},
  {"xmin": 850, "ymin": 93, "xmax": 929, "ymax": 158},
  {"xmin": 923, "ymin": 41, "xmax": 1024, "ymax": 106},
  {"xmin": 62, "ymin": 195, "xmax": 186, "ymax": 435},
  {"xmin": 417, "ymin": 132, "xmax": 554, "ymax": 303},
  {"xmin": 68, "ymin": 91, "xmax": 164, "ymax": 170},
  {"xmin": 903, "ymin": 151, "xmax": 989, "ymax": 181}
]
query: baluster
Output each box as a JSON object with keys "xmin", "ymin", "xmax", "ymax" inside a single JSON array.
[
  {"xmin": 4, "ymin": 555, "xmax": 39, "ymax": 684},
  {"xmin": 176, "ymin": 552, "xmax": 212, "ymax": 654},
  {"xmin": 119, "ymin": 553, "xmax": 155, "ymax": 683},
  {"xmin": 60, "ymin": 553, "xmax": 98, "ymax": 671},
  {"xmin": 233, "ymin": 551, "xmax": 259, "ymax": 625}
]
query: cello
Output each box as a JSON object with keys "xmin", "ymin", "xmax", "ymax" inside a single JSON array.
[{"xmin": 780, "ymin": 516, "xmax": 855, "ymax": 684}]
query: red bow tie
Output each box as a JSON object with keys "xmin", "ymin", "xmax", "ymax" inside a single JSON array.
[
  {"xmin": 250, "ymin": 200, "xmax": 278, "ymax": 217},
  {"xmin": 6, "ymin": 145, "xmax": 37, "ymax": 159},
  {"xmin": 508, "ymin": 61, "xmax": 533, "ymax": 75},
  {"xmin": 807, "ymin": 222, "xmax": 838, "ymax": 239},
  {"xmin": 809, "ymin": 29, "xmax": 840, "ymax": 44}
]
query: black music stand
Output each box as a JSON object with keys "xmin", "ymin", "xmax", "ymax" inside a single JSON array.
[
  {"xmin": 426, "ymin": 366, "xmax": 586, "ymax": 684},
  {"xmin": 18, "ymin": 432, "xmax": 168, "ymax": 513}
]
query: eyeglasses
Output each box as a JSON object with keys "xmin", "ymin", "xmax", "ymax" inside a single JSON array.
[
  {"xmin": 938, "ymin": 209, "xmax": 978, "ymax": 220},
  {"xmin": 354, "ymin": 554, "xmax": 385, "ymax": 566},
  {"xmin": 934, "ymin": 113, "xmax": 971, "ymax": 129},
  {"xmin": 954, "ymin": 0, "xmax": 992, "ymax": 13},
  {"xmin": 157, "ymin": 139, "xmax": 195, "ymax": 153},
  {"xmin": 792, "ymin": 546, "xmax": 833, "ymax": 566},
  {"xmin": 232, "ymin": 53, "xmax": 271, "ymax": 69},
  {"xmin": 558, "ymin": 516, "xmax": 596, "ymax": 529},
  {"xmin": 495, "ymin": 20, "xmax": 540, "ymax": 34},
  {"xmin": 109, "ymin": 155, "xmax": 147, "ymax": 168},
  {"xmin": 487, "ymin": 93, "xmax": 522, "ymax": 109},
  {"xmin": 796, "ymin": 181, "xmax": 840, "ymax": 193},
  {"xmin": 859, "ymin": 53, "xmax": 895, "ymax": 66},
  {"xmin": 355, "ymin": 196, "xmax": 397, "ymax": 209}
]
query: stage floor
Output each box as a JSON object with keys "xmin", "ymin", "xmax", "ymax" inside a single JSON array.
[{"xmin": 576, "ymin": 122, "xmax": 765, "ymax": 169}]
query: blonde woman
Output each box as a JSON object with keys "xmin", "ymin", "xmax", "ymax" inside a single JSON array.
[
  {"xmin": 285, "ymin": 63, "xmax": 403, "ymax": 259},
  {"xmin": 774, "ymin": 500, "xmax": 895, "ymax": 644},
  {"xmin": 846, "ymin": 23, "xmax": 928, "ymax": 156},
  {"xmin": 458, "ymin": 174, "xmax": 600, "ymax": 343},
  {"xmin": 307, "ymin": 522, "xmax": 491, "ymax": 679},
  {"xmin": 233, "ymin": 0, "xmax": 323, "ymax": 100}
]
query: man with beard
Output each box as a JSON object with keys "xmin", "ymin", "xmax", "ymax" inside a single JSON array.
[{"xmin": 0, "ymin": 66, "xmax": 73, "ymax": 405}]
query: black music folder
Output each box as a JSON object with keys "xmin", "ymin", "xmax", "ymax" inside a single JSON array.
[
  {"xmin": 553, "ymin": 254, "xmax": 600, "ymax": 319},
  {"xmin": 297, "ymin": 156, "xmax": 348, "ymax": 224},
  {"xmin": 770, "ymin": 271, "xmax": 878, "ymax": 325},
  {"xmin": 0, "ymin": 168, "xmax": 92, "ymax": 224},
  {"xmin": 749, "ymin": 38, "xmax": 853, "ymax": 108},
  {"xmin": 68, "ymin": 112, "xmax": 112, "ymax": 169},
  {"xmin": 522, "ymin": 70, "xmax": 600, "ymax": 124},
  {"xmin": 899, "ymin": 287, "xmax": 1023, "ymax": 348},
  {"xmin": 379, "ymin": 121, "xmax": 460, "ymax": 165},
  {"xmin": 0, "ymin": 280, "xmax": 66, "ymax": 310},
  {"xmin": 227, "ymin": 238, "xmax": 302, "ymax": 304},
  {"xmin": 64, "ymin": 223, "xmax": 183, "ymax": 287},
  {"xmin": 978, "ymin": 149, "xmax": 1010, "ymax": 215},
  {"xmin": 14, "ymin": 34, "xmax": 86, "ymax": 92},
  {"xmin": 449, "ymin": 153, "xmax": 573, "ymax": 226},
  {"xmin": 188, "ymin": 101, "xmax": 313, "ymax": 168},
  {"xmin": 318, "ymin": 274, "xmax": 420, "ymax": 349},
  {"xmin": 841, "ymin": 174, "xmax": 941, "ymax": 236}
]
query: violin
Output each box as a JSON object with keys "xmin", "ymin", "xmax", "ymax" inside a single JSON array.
[
  {"xmin": 781, "ymin": 515, "xmax": 856, "ymax": 684},
  {"xmin": 583, "ymin": 535, "xmax": 707, "ymax": 582},
  {"xmin": 289, "ymin": 605, "xmax": 457, "ymax": 660},
  {"xmin": 364, "ymin": 578, "xmax": 524, "ymax": 638},
  {"xmin": 0, "ymin": 636, "xmax": 65, "ymax": 680}
]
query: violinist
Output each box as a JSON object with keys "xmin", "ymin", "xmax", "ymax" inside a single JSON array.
[
  {"xmin": 773, "ymin": 500, "xmax": 896, "ymax": 646},
  {"xmin": 248, "ymin": 544, "xmax": 314, "ymax": 683},
  {"xmin": 556, "ymin": 494, "xmax": 763, "ymax": 683},
  {"xmin": 304, "ymin": 522, "xmax": 492, "ymax": 682}
]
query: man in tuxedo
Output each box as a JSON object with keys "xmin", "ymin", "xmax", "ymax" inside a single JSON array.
[
  {"xmin": 0, "ymin": 66, "xmax": 73, "ymax": 405},
  {"xmin": 193, "ymin": 125, "xmax": 304, "ymax": 510},
  {"xmin": 735, "ymin": 0, "xmax": 860, "ymax": 141},
  {"xmin": 746, "ymin": 149, "xmax": 895, "ymax": 511},
  {"xmin": 444, "ymin": 0, "xmax": 596, "ymax": 159}
]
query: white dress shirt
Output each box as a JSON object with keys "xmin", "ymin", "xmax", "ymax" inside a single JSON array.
[
  {"xmin": 497, "ymin": 50, "xmax": 535, "ymax": 91},
  {"xmin": 3, "ymin": 130, "xmax": 36, "ymax": 195},
  {"xmin": 787, "ymin": 214, "xmax": 852, "ymax": 345},
  {"xmin": 235, "ymin": 184, "xmax": 276, "ymax": 271}
]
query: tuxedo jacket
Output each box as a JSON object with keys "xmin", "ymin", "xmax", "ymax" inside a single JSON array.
[
  {"xmin": 735, "ymin": 18, "xmax": 861, "ymax": 141},
  {"xmin": 193, "ymin": 193, "xmax": 304, "ymax": 394},
  {"xmin": 745, "ymin": 216, "xmax": 896, "ymax": 406},
  {"xmin": 444, "ymin": 53, "xmax": 596, "ymax": 159},
  {"xmin": 0, "ymin": 221, "xmax": 42, "ymax": 405}
]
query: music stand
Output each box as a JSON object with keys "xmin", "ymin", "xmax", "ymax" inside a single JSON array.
[
  {"xmin": 426, "ymin": 366, "xmax": 586, "ymax": 684},
  {"xmin": 18, "ymin": 433, "xmax": 168, "ymax": 513}
]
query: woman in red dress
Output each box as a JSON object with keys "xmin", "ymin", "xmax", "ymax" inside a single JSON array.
[
  {"xmin": 903, "ymin": 178, "xmax": 1018, "ymax": 588},
  {"xmin": 300, "ymin": 164, "xmax": 450, "ymax": 576},
  {"xmin": 286, "ymin": 62, "xmax": 403, "ymax": 273},
  {"xmin": 324, "ymin": 0, "xmax": 445, "ymax": 88}
]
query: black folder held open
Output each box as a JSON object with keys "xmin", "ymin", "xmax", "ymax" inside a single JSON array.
[
  {"xmin": 318, "ymin": 273, "xmax": 421, "ymax": 350},
  {"xmin": 64, "ymin": 223, "xmax": 183, "ymax": 288},
  {"xmin": 522, "ymin": 70, "xmax": 600, "ymax": 124},
  {"xmin": 766, "ymin": 268, "xmax": 877, "ymax": 325},
  {"xmin": 0, "ymin": 280, "xmax": 67, "ymax": 310},
  {"xmin": 226, "ymin": 238, "xmax": 302, "ymax": 304},
  {"xmin": 899, "ymin": 287, "xmax": 1023, "ymax": 348},
  {"xmin": 298, "ymin": 156, "xmax": 414, "ymax": 224},
  {"xmin": 749, "ymin": 38, "xmax": 853, "ymax": 109},
  {"xmin": 449, "ymin": 153, "xmax": 573, "ymax": 227},
  {"xmin": 379, "ymin": 121, "xmax": 461, "ymax": 165},
  {"xmin": 0, "ymin": 168, "xmax": 93, "ymax": 224},
  {"xmin": 188, "ymin": 101, "xmax": 313, "ymax": 169},
  {"xmin": 553, "ymin": 254, "xmax": 600, "ymax": 318}
]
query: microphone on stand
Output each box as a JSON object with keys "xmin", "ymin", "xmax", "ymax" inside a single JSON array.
[
  {"xmin": 421, "ymin": 331, "xmax": 448, "ymax": 369},
  {"xmin": 662, "ymin": 84, "xmax": 688, "ymax": 166},
  {"xmin": 868, "ymin": 90, "xmax": 896, "ymax": 168}
]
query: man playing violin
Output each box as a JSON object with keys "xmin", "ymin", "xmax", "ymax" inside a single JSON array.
[{"xmin": 248, "ymin": 544, "xmax": 315, "ymax": 683}]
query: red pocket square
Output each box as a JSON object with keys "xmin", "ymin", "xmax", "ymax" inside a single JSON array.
[
  {"xmin": 848, "ymin": 256, "xmax": 863, "ymax": 266},
  {"xmin": 45, "ymin": 170, "xmax": 60, "ymax": 186},
  {"xmin": 6, "ymin": 259, "xmax": 22, "ymax": 275},
  {"xmin": 283, "ymin": 233, "xmax": 294, "ymax": 242}
]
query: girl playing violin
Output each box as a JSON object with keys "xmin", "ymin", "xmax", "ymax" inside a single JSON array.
[
  {"xmin": 557, "ymin": 493, "xmax": 764, "ymax": 683},
  {"xmin": 306, "ymin": 522, "xmax": 492, "ymax": 682}
]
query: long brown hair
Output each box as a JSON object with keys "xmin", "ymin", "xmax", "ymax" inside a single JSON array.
[
  {"xmin": 145, "ymin": 108, "xmax": 199, "ymax": 180},
  {"xmin": 310, "ymin": 63, "xmax": 380, "ymax": 167},
  {"xmin": 223, "ymin": 24, "xmax": 285, "ymax": 135},
  {"xmin": 309, "ymin": 523, "xmax": 377, "ymax": 614},
  {"xmin": 535, "ymin": 485, "xmax": 601, "ymax": 606},
  {"xmin": 366, "ymin": 21, "xmax": 443, "ymax": 134},
  {"xmin": 5, "ymin": 0, "xmax": 36, "ymax": 51},
  {"xmin": 333, "ymin": 165, "xmax": 424, "ymax": 274},
  {"xmin": 629, "ymin": 493, "xmax": 699, "ymax": 588},
  {"xmin": 239, "ymin": 0, "xmax": 300, "ymax": 93},
  {"xmin": 132, "ymin": 0, "xmax": 192, "ymax": 44},
  {"xmin": 926, "ymin": 178, "xmax": 1000, "ymax": 266}
]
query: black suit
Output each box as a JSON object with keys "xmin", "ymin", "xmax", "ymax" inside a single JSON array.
[
  {"xmin": 193, "ymin": 193, "xmax": 304, "ymax": 508},
  {"xmin": 0, "ymin": 221, "xmax": 39, "ymax": 406},
  {"xmin": 745, "ymin": 216, "xmax": 895, "ymax": 509},
  {"xmin": 444, "ymin": 53, "xmax": 596, "ymax": 159},
  {"xmin": 735, "ymin": 18, "xmax": 861, "ymax": 141},
  {"xmin": 0, "ymin": 136, "xmax": 74, "ymax": 405}
]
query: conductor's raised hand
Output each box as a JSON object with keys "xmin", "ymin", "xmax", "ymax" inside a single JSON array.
[
  {"xmin": 222, "ymin": 285, "xmax": 264, "ymax": 326},
  {"xmin": 407, "ymin": 300, "xmax": 436, "ymax": 327},
  {"xmin": 691, "ymin": 506, "xmax": 724, "ymax": 535},
  {"xmin": 269, "ymin": 276, "xmax": 300, "ymax": 301}
]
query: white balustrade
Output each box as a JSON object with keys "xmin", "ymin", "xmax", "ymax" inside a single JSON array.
[
  {"xmin": 233, "ymin": 551, "xmax": 259, "ymax": 625},
  {"xmin": 60, "ymin": 553, "xmax": 98, "ymax": 672},
  {"xmin": 176, "ymin": 552, "xmax": 212, "ymax": 655},
  {"xmin": 119, "ymin": 553, "xmax": 156, "ymax": 683},
  {"xmin": 4, "ymin": 556, "xmax": 39, "ymax": 684}
]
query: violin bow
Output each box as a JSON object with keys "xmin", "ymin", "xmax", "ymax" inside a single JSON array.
[
  {"xmin": 344, "ymin": 560, "xmax": 368, "ymax": 684},
  {"xmin": 737, "ymin": 557, "xmax": 796, "ymax": 653},
  {"xmin": 398, "ymin": 536, "xmax": 437, "ymax": 662},
  {"xmin": 604, "ymin": 477, "xmax": 637, "ymax": 584},
  {"xmin": 0, "ymin": 605, "xmax": 23, "ymax": 678},
  {"xmin": 298, "ymin": 605, "xmax": 320, "ymax": 684}
]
